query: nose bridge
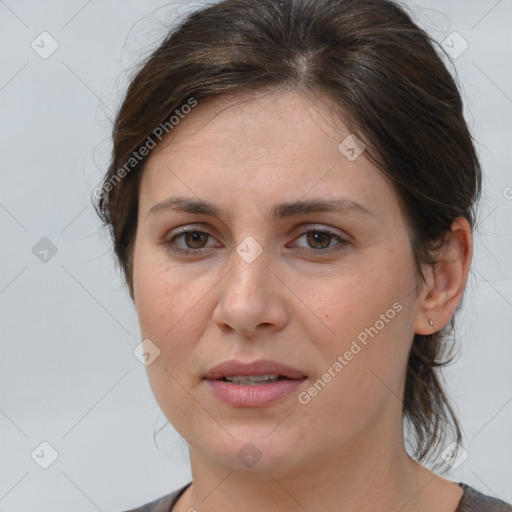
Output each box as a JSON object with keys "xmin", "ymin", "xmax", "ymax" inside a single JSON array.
[
  {"xmin": 213, "ymin": 235, "xmax": 288, "ymax": 335},
  {"xmin": 226, "ymin": 235, "xmax": 271, "ymax": 303},
  {"xmin": 227, "ymin": 208, "xmax": 270, "ymax": 282}
]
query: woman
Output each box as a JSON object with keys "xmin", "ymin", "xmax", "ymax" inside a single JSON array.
[{"xmin": 94, "ymin": 0, "xmax": 512, "ymax": 510}]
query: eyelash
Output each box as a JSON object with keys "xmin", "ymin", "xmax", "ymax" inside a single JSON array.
[{"xmin": 163, "ymin": 226, "xmax": 350, "ymax": 257}]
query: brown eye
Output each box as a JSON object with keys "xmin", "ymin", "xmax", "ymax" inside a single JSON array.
[
  {"xmin": 165, "ymin": 229, "xmax": 217, "ymax": 256},
  {"xmin": 306, "ymin": 231, "xmax": 333, "ymax": 250},
  {"xmin": 182, "ymin": 231, "xmax": 209, "ymax": 249},
  {"xmin": 291, "ymin": 228, "xmax": 350, "ymax": 256}
]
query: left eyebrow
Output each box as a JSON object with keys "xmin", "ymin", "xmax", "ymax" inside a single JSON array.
[
  {"xmin": 273, "ymin": 198, "xmax": 375, "ymax": 218},
  {"xmin": 146, "ymin": 196, "xmax": 375, "ymax": 220}
]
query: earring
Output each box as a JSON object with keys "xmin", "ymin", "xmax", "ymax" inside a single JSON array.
[{"xmin": 429, "ymin": 319, "xmax": 435, "ymax": 328}]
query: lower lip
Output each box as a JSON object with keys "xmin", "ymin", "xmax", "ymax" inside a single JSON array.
[{"xmin": 205, "ymin": 378, "xmax": 306, "ymax": 407}]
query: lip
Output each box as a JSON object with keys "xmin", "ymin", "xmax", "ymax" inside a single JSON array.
[
  {"xmin": 203, "ymin": 359, "xmax": 307, "ymax": 408},
  {"xmin": 204, "ymin": 359, "xmax": 307, "ymax": 380}
]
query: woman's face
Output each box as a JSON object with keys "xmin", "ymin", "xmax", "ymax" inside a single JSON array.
[{"xmin": 132, "ymin": 91, "xmax": 426, "ymax": 474}]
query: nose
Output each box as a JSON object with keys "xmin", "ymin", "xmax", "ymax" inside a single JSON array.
[{"xmin": 212, "ymin": 247, "xmax": 289, "ymax": 338}]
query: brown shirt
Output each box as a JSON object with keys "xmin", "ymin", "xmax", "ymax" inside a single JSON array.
[{"xmin": 121, "ymin": 482, "xmax": 512, "ymax": 511}]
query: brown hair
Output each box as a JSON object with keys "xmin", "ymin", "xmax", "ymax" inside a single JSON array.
[{"xmin": 94, "ymin": 0, "xmax": 481, "ymax": 466}]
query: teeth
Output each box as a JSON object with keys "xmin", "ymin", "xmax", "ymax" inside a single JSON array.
[{"xmin": 224, "ymin": 374, "xmax": 281, "ymax": 385}]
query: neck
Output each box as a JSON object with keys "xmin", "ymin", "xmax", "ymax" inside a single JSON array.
[{"xmin": 180, "ymin": 425, "xmax": 442, "ymax": 512}]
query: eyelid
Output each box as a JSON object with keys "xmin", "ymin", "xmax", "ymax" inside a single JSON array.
[
  {"xmin": 165, "ymin": 222, "xmax": 348, "ymax": 240},
  {"xmin": 163, "ymin": 223, "xmax": 351, "ymax": 256},
  {"xmin": 165, "ymin": 226, "xmax": 220, "ymax": 252},
  {"xmin": 288, "ymin": 225, "xmax": 350, "ymax": 252},
  {"xmin": 290, "ymin": 223, "xmax": 349, "ymax": 241}
]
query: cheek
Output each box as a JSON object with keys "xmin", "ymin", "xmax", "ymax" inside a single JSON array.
[
  {"xmin": 300, "ymin": 258, "xmax": 407, "ymax": 350},
  {"xmin": 133, "ymin": 253, "xmax": 208, "ymax": 435},
  {"xmin": 295, "ymin": 259, "xmax": 414, "ymax": 428},
  {"xmin": 136, "ymin": 275, "xmax": 200, "ymax": 371},
  {"xmin": 133, "ymin": 245, "xmax": 195, "ymax": 336},
  {"xmin": 133, "ymin": 250, "xmax": 192, "ymax": 374},
  {"xmin": 296, "ymin": 308, "xmax": 411, "ymax": 442}
]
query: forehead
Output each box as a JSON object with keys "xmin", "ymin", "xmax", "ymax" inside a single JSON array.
[
  {"xmin": 150, "ymin": 90, "xmax": 349, "ymax": 160},
  {"xmin": 139, "ymin": 90, "xmax": 400, "ymax": 222}
]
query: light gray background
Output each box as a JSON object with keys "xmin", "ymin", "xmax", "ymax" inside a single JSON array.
[{"xmin": 1, "ymin": 1, "xmax": 511, "ymax": 510}]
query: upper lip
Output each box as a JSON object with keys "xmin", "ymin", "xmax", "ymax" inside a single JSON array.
[{"xmin": 204, "ymin": 359, "xmax": 307, "ymax": 380}]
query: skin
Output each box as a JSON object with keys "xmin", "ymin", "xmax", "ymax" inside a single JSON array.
[{"xmin": 131, "ymin": 89, "xmax": 472, "ymax": 512}]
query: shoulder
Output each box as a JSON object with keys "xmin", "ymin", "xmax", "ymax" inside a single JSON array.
[
  {"xmin": 118, "ymin": 482, "xmax": 192, "ymax": 512},
  {"xmin": 456, "ymin": 483, "xmax": 512, "ymax": 512}
]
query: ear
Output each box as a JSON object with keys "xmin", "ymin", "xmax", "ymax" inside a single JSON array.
[{"xmin": 414, "ymin": 217, "xmax": 473, "ymax": 335}]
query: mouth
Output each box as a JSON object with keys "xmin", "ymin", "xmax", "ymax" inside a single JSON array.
[
  {"xmin": 219, "ymin": 374, "xmax": 294, "ymax": 385},
  {"xmin": 204, "ymin": 359, "xmax": 306, "ymax": 380},
  {"xmin": 203, "ymin": 359, "xmax": 307, "ymax": 407}
]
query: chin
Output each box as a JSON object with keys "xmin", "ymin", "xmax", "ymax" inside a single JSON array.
[{"xmin": 197, "ymin": 431, "xmax": 309, "ymax": 475}]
